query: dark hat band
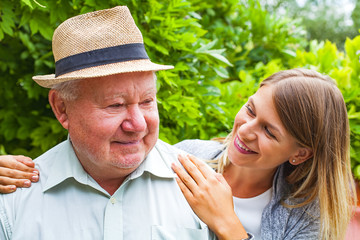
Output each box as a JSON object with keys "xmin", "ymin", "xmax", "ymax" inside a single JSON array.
[{"xmin": 55, "ymin": 43, "xmax": 149, "ymax": 77}]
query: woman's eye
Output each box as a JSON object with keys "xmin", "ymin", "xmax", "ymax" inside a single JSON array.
[
  {"xmin": 245, "ymin": 104, "xmax": 255, "ymax": 116},
  {"xmin": 264, "ymin": 126, "xmax": 277, "ymax": 140}
]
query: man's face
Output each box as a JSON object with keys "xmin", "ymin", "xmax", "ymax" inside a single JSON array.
[{"xmin": 63, "ymin": 72, "xmax": 159, "ymax": 180}]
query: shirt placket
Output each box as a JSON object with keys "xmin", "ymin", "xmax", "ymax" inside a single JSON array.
[{"xmin": 103, "ymin": 182, "xmax": 127, "ymax": 240}]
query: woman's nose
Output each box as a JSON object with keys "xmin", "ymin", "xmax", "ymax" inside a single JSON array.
[{"xmin": 238, "ymin": 119, "xmax": 257, "ymax": 142}]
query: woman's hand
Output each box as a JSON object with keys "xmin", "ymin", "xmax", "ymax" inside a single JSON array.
[
  {"xmin": 0, "ymin": 155, "xmax": 39, "ymax": 193},
  {"xmin": 171, "ymin": 154, "xmax": 248, "ymax": 240}
]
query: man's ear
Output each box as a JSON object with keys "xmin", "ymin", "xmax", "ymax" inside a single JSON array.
[
  {"xmin": 48, "ymin": 90, "xmax": 69, "ymax": 130},
  {"xmin": 289, "ymin": 147, "xmax": 313, "ymax": 166}
]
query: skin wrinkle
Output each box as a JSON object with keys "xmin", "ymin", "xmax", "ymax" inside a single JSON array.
[{"xmin": 53, "ymin": 71, "xmax": 159, "ymax": 194}]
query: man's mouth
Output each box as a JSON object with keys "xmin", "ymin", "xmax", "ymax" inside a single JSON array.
[{"xmin": 113, "ymin": 140, "xmax": 141, "ymax": 145}]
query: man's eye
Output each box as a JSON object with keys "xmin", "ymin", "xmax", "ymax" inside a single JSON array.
[
  {"xmin": 141, "ymin": 99, "xmax": 153, "ymax": 105},
  {"xmin": 109, "ymin": 103, "xmax": 124, "ymax": 108}
]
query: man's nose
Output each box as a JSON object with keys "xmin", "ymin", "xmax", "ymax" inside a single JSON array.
[{"xmin": 121, "ymin": 105, "xmax": 147, "ymax": 132}]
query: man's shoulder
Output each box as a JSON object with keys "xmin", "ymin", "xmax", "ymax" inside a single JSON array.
[
  {"xmin": 34, "ymin": 140, "xmax": 68, "ymax": 165},
  {"xmin": 151, "ymin": 139, "xmax": 184, "ymax": 164},
  {"xmin": 154, "ymin": 139, "xmax": 186, "ymax": 154},
  {"xmin": 0, "ymin": 141, "xmax": 68, "ymax": 200}
]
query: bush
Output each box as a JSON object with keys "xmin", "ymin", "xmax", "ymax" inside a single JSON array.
[
  {"xmin": 0, "ymin": 0, "xmax": 305, "ymax": 153},
  {"xmin": 0, "ymin": 0, "xmax": 359, "ymax": 178}
]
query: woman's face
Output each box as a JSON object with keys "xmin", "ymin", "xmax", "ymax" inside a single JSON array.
[{"xmin": 228, "ymin": 85, "xmax": 302, "ymax": 171}]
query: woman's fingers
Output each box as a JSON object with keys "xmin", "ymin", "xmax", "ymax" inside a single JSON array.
[
  {"xmin": 0, "ymin": 184, "xmax": 16, "ymax": 194},
  {"xmin": 0, "ymin": 155, "xmax": 36, "ymax": 173},
  {"xmin": 187, "ymin": 154, "xmax": 215, "ymax": 179},
  {"xmin": 13, "ymin": 155, "xmax": 35, "ymax": 168},
  {"xmin": 0, "ymin": 167, "xmax": 38, "ymax": 182},
  {"xmin": 177, "ymin": 154, "xmax": 208, "ymax": 186},
  {"xmin": 171, "ymin": 160, "xmax": 199, "ymax": 194},
  {"xmin": 174, "ymin": 177, "xmax": 194, "ymax": 201},
  {"xmin": 0, "ymin": 155, "xmax": 39, "ymax": 194},
  {"xmin": 0, "ymin": 176, "xmax": 32, "ymax": 187}
]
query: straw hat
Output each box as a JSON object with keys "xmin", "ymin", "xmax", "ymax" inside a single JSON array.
[{"xmin": 33, "ymin": 6, "xmax": 174, "ymax": 88}]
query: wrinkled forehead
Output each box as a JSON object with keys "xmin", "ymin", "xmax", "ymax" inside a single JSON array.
[{"xmin": 78, "ymin": 72, "xmax": 157, "ymax": 99}]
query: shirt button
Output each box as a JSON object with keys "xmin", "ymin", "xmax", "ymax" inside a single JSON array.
[{"xmin": 110, "ymin": 197, "xmax": 116, "ymax": 204}]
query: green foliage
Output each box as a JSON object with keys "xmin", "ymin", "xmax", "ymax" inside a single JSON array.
[
  {"xmin": 0, "ymin": 0, "xmax": 359, "ymax": 178},
  {"xmin": 261, "ymin": 0, "xmax": 359, "ymax": 51}
]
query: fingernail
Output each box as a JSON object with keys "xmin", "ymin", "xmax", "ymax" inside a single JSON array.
[
  {"xmin": 33, "ymin": 170, "xmax": 39, "ymax": 175},
  {"xmin": 24, "ymin": 180, "xmax": 31, "ymax": 187},
  {"xmin": 10, "ymin": 185, "xmax": 16, "ymax": 191},
  {"xmin": 31, "ymin": 175, "xmax": 39, "ymax": 182}
]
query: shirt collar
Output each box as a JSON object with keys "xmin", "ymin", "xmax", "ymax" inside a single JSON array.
[
  {"xmin": 43, "ymin": 139, "xmax": 104, "ymax": 193},
  {"xmin": 129, "ymin": 139, "xmax": 178, "ymax": 180},
  {"xmin": 43, "ymin": 139, "xmax": 177, "ymax": 192}
]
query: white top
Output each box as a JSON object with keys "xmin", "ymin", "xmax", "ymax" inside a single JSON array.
[
  {"xmin": 233, "ymin": 188, "xmax": 273, "ymax": 239},
  {"xmin": 0, "ymin": 139, "xmax": 215, "ymax": 240}
]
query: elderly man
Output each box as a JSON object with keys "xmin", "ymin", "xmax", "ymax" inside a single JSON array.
[{"xmin": 0, "ymin": 6, "xmax": 215, "ymax": 240}]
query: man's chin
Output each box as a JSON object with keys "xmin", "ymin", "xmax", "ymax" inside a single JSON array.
[{"xmin": 111, "ymin": 154, "xmax": 146, "ymax": 169}]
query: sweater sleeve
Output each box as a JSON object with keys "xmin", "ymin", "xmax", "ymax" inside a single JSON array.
[
  {"xmin": 283, "ymin": 201, "xmax": 320, "ymax": 240},
  {"xmin": 174, "ymin": 139, "xmax": 224, "ymax": 160},
  {"xmin": 261, "ymin": 165, "xmax": 320, "ymax": 239}
]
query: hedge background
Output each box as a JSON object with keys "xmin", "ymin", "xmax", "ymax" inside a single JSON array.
[{"xmin": 0, "ymin": 0, "xmax": 360, "ymax": 178}]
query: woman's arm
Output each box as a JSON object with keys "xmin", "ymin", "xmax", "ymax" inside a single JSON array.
[
  {"xmin": 0, "ymin": 155, "xmax": 39, "ymax": 193},
  {"xmin": 171, "ymin": 155, "xmax": 250, "ymax": 240}
]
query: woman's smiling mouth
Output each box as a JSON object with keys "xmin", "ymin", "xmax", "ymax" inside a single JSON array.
[{"xmin": 234, "ymin": 135, "xmax": 257, "ymax": 154}]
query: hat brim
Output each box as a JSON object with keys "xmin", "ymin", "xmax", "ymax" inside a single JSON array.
[{"xmin": 33, "ymin": 59, "xmax": 174, "ymax": 88}]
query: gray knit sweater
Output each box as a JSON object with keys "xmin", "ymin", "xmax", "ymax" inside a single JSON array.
[{"xmin": 174, "ymin": 139, "xmax": 320, "ymax": 240}]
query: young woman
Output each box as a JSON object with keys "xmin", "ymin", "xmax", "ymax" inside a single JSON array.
[
  {"xmin": 0, "ymin": 69, "xmax": 356, "ymax": 239},
  {"xmin": 171, "ymin": 69, "xmax": 356, "ymax": 239}
]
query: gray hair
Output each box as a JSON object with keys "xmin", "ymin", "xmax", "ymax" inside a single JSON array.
[{"xmin": 51, "ymin": 80, "xmax": 81, "ymax": 101}]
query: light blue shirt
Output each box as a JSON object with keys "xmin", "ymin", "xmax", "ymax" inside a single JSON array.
[{"xmin": 0, "ymin": 139, "xmax": 215, "ymax": 240}]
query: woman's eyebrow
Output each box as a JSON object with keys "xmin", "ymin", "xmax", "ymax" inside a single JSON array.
[{"xmin": 248, "ymin": 97, "xmax": 255, "ymax": 108}]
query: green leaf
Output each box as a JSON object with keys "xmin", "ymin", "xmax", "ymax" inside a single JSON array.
[
  {"xmin": 29, "ymin": 19, "xmax": 39, "ymax": 35},
  {"xmin": 281, "ymin": 49, "xmax": 296, "ymax": 58},
  {"xmin": 213, "ymin": 66, "xmax": 229, "ymax": 79},
  {"xmin": 0, "ymin": 22, "xmax": 14, "ymax": 36},
  {"xmin": 207, "ymin": 52, "xmax": 233, "ymax": 66},
  {"xmin": 21, "ymin": 0, "xmax": 33, "ymax": 9}
]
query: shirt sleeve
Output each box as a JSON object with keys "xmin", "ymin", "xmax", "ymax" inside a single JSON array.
[{"xmin": 0, "ymin": 196, "xmax": 11, "ymax": 240}]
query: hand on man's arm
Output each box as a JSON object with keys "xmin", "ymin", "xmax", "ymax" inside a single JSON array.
[{"xmin": 0, "ymin": 155, "xmax": 39, "ymax": 194}]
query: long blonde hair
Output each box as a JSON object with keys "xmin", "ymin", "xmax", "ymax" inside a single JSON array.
[{"xmin": 213, "ymin": 69, "xmax": 356, "ymax": 239}]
